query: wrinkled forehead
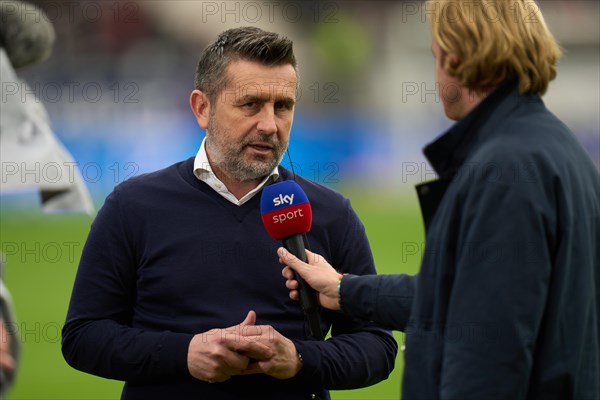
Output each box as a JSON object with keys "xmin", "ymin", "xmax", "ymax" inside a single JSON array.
[{"xmin": 221, "ymin": 60, "xmax": 298, "ymax": 101}]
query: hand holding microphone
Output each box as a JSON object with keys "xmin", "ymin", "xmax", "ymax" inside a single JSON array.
[
  {"xmin": 278, "ymin": 248, "xmax": 343, "ymax": 311},
  {"xmin": 260, "ymin": 181, "xmax": 323, "ymax": 339}
]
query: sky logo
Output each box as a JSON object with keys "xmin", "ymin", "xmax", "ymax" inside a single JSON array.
[
  {"xmin": 261, "ymin": 181, "xmax": 312, "ymax": 240},
  {"xmin": 273, "ymin": 194, "xmax": 294, "ymax": 207}
]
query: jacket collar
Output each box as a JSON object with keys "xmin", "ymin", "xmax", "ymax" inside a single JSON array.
[{"xmin": 423, "ymin": 78, "xmax": 520, "ymax": 180}]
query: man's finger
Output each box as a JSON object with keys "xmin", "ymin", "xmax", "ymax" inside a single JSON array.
[
  {"xmin": 277, "ymin": 247, "xmax": 309, "ymax": 275},
  {"xmin": 285, "ymin": 278, "xmax": 299, "ymax": 290},
  {"xmin": 289, "ymin": 290, "xmax": 300, "ymax": 301},
  {"xmin": 226, "ymin": 338, "xmax": 273, "ymax": 360},
  {"xmin": 281, "ymin": 266, "xmax": 294, "ymax": 280},
  {"xmin": 240, "ymin": 310, "xmax": 256, "ymax": 326},
  {"xmin": 241, "ymin": 360, "xmax": 266, "ymax": 375},
  {"xmin": 304, "ymin": 249, "xmax": 317, "ymax": 263}
]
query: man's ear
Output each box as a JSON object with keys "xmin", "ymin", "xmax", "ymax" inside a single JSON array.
[
  {"xmin": 446, "ymin": 53, "xmax": 460, "ymax": 71},
  {"xmin": 190, "ymin": 90, "xmax": 210, "ymax": 129}
]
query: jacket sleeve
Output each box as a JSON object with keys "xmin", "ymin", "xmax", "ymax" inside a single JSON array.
[
  {"xmin": 440, "ymin": 179, "xmax": 552, "ymax": 399},
  {"xmin": 339, "ymin": 273, "xmax": 416, "ymax": 331},
  {"xmin": 292, "ymin": 201, "xmax": 398, "ymax": 390},
  {"xmin": 61, "ymin": 187, "xmax": 193, "ymax": 381}
]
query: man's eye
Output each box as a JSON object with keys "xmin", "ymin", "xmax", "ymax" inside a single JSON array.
[
  {"xmin": 243, "ymin": 102, "xmax": 257, "ymax": 109},
  {"xmin": 275, "ymin": 101, "xmax": 293, "ymax": 111}
]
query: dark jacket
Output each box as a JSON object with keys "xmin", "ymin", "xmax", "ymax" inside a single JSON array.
[{"xmin": 341, "ymin": 80, "xmax": 600, "ymax": 400}]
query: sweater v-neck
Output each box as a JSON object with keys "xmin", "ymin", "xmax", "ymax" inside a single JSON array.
[{"xmin": 177, "ymin": 157, "xmax": 272, "ymax": 223}]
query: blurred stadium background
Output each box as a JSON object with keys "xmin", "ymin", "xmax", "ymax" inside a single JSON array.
[{"xmin": 1, "ymin": 1, "xmax": 598, "ymax": 399}]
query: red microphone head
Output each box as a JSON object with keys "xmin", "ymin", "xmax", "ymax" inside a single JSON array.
[{"xmin": 260, "ymin": 181, "xmax": 312, "ymax": 240}]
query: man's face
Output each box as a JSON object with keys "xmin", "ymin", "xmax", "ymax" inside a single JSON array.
[
  {"xmin": 205, "ymin": 59, "xmax": 297, "ymax": 183},
  {"xmin": 432, "ymin": 39, "xmax": 464, "ymax": 121}
]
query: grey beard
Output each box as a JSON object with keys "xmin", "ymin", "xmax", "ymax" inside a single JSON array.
[
  {"xmin": 206, "ymin": 131, "xmax": 286, "ymax": 183},
  {"xmin": 225, "ymin": 152, "xmax": 282, "ymax": 182}
]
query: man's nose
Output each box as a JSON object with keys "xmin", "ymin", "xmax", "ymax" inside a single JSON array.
[{"xmin": 256, "ymin": 105, "xmax": 277, "ymax": 135}]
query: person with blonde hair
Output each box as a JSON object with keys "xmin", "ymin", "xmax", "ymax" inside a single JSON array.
[{"xmin": 281, "ymin": 1, "xmax": 600, "ymax": 399}]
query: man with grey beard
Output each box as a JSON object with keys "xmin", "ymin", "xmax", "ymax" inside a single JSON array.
[{"xmin": 62, "ymin": 27, "xmax": 397, "ymax": 400}]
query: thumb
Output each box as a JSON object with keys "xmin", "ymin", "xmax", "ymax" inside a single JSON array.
[
  {"xmin": 277, "ymin": 248, "xmax": 314, "ymax": 285},
  {"xmin": 304, "ymin": 249, "xmax": 317, "ymax": 263},
  {"xmin": 277, "ymin": 247, "xmax": 307, "ymax": 273},
  {"xmin": 240, "ymin": 310, "xmax": 256, "ymax": 326}
]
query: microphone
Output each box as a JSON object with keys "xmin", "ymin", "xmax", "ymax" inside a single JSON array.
[
  {"xmin": 260, "ymin": 180, "xmax": 322, "ymax": 340},
  {"xmin": 0, "ymin": 1, "xmax": 56, "ymax": 69}
]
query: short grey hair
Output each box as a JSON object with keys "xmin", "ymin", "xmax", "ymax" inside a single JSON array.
[{"xmin": 194, "ymin": 26, "xmax": 297, "ymax": 103}]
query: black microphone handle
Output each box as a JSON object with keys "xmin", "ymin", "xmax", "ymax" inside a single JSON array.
[{"xmin": 282, "ymin": 235, "xmax": 323, "ymax": 340}]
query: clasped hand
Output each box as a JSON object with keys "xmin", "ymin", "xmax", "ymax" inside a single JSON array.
[{"xmin": 187, "ymin": 310, "xmax": 301, "ymax": 383}]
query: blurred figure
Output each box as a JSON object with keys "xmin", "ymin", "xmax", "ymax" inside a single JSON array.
[
  {"xmin": 0, "ymin": 270, "xmax": 19, "ymax": 397},
  {"xmin": 1, "ymin": 1, "xmax": 94, "ymax": 395},
  {"xmin": 0, "ymin": 0, "xmax": 93, "ymax": 214},
  {"xmin": 62, "ymin": 27, "xmax": 396, "ymax": 400},
  {"xmin": 281, "ymin": 1, "xmax": 600, "ymax": 399}
]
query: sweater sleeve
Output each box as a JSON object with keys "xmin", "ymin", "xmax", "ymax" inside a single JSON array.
[
  {"xmin": 291, "ymin": 200, "xmax": 398, "ymax": 390},
  {"xmin": 61, "ymin": 187, "xmax": 193, "ymax": 381}
]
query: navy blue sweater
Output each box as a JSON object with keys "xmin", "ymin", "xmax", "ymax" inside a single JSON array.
[{"xmin": 62, "ymin": 159, "xmax": 397, "ymax": 400}]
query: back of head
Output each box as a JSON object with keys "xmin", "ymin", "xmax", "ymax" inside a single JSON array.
[
  {"xmin": 194, "ymin": 26, "xmax": 296, "ymax": 103},
  {"xmin": 427, "ymin": 0, "xmax": 562, "ymax": 95},
  {"xmin": 0, "ymin": 0, "xmax": 56, "ymax": 69}
]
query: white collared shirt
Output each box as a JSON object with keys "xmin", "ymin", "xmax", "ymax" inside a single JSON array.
[{"xmin": 193, "ymin": 138, "xmax": 279, "ymax": 206}]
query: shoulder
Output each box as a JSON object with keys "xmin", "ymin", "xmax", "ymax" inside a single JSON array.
[
  {"xmin": 469, "ymin": 103, "xmax": 583, "ymax": 187},
  {"xmin": 455, "ymin": 103, "xmax": 598, "ymax": 217},
  {"xmin": 113, "ymin": 158, "xmax": 192, "ymax": 198}
]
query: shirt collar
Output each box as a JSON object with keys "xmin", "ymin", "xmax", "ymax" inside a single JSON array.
[{"xmin": 193, "ymin": 138, "xmax": 280, "ymax": 206}]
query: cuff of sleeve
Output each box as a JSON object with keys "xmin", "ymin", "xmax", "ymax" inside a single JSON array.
[
  {"xmin": 291, "ymin": 339, "xmax": 322, "ymax": 382},
  {"xmin": 339, "ymin": 274, "xmax": 381, "ymax": 321},
  {"xmin": 154, "ymin": 332, "xmax": 195, "ymax": 378}
]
